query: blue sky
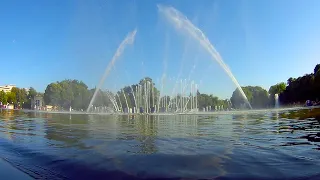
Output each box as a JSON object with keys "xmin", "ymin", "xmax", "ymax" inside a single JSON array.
[{"xmin": 1, "ymin": 0, "xmax": 320, "ymax": 98}]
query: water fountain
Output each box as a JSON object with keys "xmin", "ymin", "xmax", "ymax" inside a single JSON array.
[
  {"xmin": 87, "ymin": 29, "xmax": 137, "ymax": 113},
  {"xmin": 275, "ymin": 94, "xmax": 280, "ymax": 108},
  {"xmin": 157, "ymin": 4, "xmax": 252, "ymax": 109},
  {"xmin": 86, "ymin": 5, "xmax": 252, "ymax": 114}
]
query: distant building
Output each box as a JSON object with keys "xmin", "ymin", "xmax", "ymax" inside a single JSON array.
[
  {"xmin": 0, "ymin": 84, "xmax": 16, "ymax": 93},
  {"xmin": 31, "ymin": 95, "xmax": 45, "ymax": 110}
]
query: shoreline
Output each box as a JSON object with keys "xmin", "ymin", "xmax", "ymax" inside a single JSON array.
[{"xmin": 4, "ymin": 105, "xmax": 319, "ymax": 116}]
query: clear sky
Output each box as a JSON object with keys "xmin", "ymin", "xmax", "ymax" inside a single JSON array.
[{"xmin": 1, "ymin": 0, "xmax": 320, "ymax": 98}]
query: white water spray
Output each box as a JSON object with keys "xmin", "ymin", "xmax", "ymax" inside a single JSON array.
[
  {"xmin": 87, "ymin": 29, "xmax": 137, "ymax": 112},
  {"xmin": 158, "ymin": 5, "xmax": 252, "ymax": 109},
  {"xmin": 275, "ymin": 94, "xmax": 280, "ymax": 108}
]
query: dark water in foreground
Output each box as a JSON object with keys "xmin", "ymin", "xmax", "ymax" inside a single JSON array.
[{"xmin": 0, "ymin": 108, "xmax": 319, "ymax": 180}]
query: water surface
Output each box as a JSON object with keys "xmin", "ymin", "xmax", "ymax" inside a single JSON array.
[{"xmin": 0, "ymin": 108, "xmax": 319, "ymax": 179}]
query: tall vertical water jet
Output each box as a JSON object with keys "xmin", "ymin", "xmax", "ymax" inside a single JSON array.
[
  {"xmin": 158, "ymin": 5, "xmax": 252, "ymax": 109},
  {"xmin": 122, "ymin": 89, "xmax": 129, "ymax": 111},
  {"xmin": 117, "ymin": 93, "xmax": 123, "ymax": 112},
  {"xmin": 87, "ymin": 29, "xmax": 137, "ymax": 112},
  {"xmin": 275, "ymin": 94, "xmax": 280, "ymax": 108}
]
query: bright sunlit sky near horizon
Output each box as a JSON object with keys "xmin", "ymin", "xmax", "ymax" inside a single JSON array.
[{"xmin": 1, "ymin": 0, "xmax": 320, "ymax": 98}]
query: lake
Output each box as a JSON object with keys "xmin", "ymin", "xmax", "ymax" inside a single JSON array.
[{"xmin": 0, "ymin": 108, "xmax": 319, "ymax": 179}]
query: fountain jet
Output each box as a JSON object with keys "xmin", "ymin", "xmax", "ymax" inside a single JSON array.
[
  {"xmin": 87, "ymin": 29, "xmax": 137, "ymax": 112},
  {"xmin": 158, "ymin": 5, "xmax": 252, "ymax": 109}
]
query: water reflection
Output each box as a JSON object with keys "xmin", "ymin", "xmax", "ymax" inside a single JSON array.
[{"xmin": 0, "ymin": 108, "xmax": 319, "ymax": 179}]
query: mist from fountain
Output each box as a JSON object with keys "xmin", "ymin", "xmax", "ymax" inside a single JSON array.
[
  {"xmin": 275, "ymin": 94, "xmax": 280, "ymax": 108},
  {"xmin": 157, "ymin": 5, "xmax": 252, "ymax": 109},
  {"xmin": 86, "ymin": 29, "xmax": 137, "ymax": 113}
]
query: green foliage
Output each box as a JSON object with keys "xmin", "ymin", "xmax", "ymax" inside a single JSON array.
[
  {"xmin": 0, "ymin": 90, "xmax": 7, "ymax": 105},
  {"xmin": 6, "ymin": 91, "xmax": 17, "ymax": 104},
  {"xmin": 43, "ymin": 78, "xmax": 160, "ymax": 111},
  {"xmin": 268, "ymin": 82, "xmax": 286, "ymax": 106},
  {"xmin": 28, "ymin": 87, "xmax": 37, "ymax": 99},
  {"xmin": 231, "ymin": 86, "xmax": 269, "ymax": 109},
  {"xmin": 315, "ymin": 68, "xmax": 320, "ymax": 98},
  {"xmin": 14, "ymin": 88, "xmax": 27, "ymax": 104},
  {"xmin": 231, "ymin": 88, "xmax": 250, "ymax": 109},
  {"xmin": 15, "ymin": 63, "xmax": 320, "ymax": 111},
  {"xmin": 0, "ymin": 87, "xmax": 29, "ymax": 108},
  {"xmin": 197, "ymin": 92, "xmax": 229, "ymax": 109},
  {"xmin": 44, "ymin": 80, "xmax": 93, "ymax": 110},
  {"xmin": 268, "ymin": 82, "xmax": 286, "ymax": 95},
  {"xmin": 314, "ymin": 64, "xmax": 320, "ymax": 74},
  {"xmin": 280, "ymin": 64, "xmax": 320, "ymax": 104},
  {"xmin": 44, "ymin": 83, "xmax": 62, "ymax": 106}
]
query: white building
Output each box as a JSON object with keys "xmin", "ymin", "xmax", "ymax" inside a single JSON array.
[{"xmin": 0, "ymin": 84, "xmax": 16, "ymax": 93}]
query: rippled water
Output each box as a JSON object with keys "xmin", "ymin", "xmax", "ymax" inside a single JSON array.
[{"xmin": 0, "ymin": 108, "xmax": 319, "ymax": 179}]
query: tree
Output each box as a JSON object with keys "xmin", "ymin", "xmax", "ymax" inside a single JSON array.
[
  {"xmin": 44, "ymin": 80, "xmax": 94, "ymax": 110},
  {"xmin": 0, "ymin": 87, "xmax": 34, "ymax": 109},
  {"xmin": 230, "ymin": 88, "xmax": 251, "ymax": 109},
  {"xmin": 250, "ymin": 86, "xmax": 269, "ymax": 108},
  {"xmin": 13, "ymin": 88, "xmax": 27, "ymax": 107},
  {"xmin": 71, "ymin": 80, "xmax": 91, "ymax": 110},
  {"xmin": 28, "ymin": 87, "xmax": 37, "ymax": 99},
  {"xmin": 44, "ymin": 83, "xmax": 62, "ymax": 106},
  {"xmin": 287, "ymin": 77, "xmax": 296, "ymax": 86},
  {"xmin": 314, "ymin": 68, "xmax": 320, "ymax": 99},
  {"xmin": 0, "ymin": 90, "xmax": 7, "ymax": 105},
  {"xmin": 268, "ymin": 82, "xmax": 286, "ymax": 106},
  {"xmin": 196, "ymin": 91, "xmax": 228, "ymax": 110},
  {"xmin": 269, "ymin": 82, "xmax": 286, "ymax": 95},
  {"xmin": 314, "ymin": 64, "xmax": 320, "ymax": 74},
  {"xmin": 19, "ymin": 88, "xmax": 28, "ymax": 104},
  {"xmin": 231, "ymin": 86, "xmax": 269, "ymax": 109},
  {"xmin": 21, "ymin": 87, "xmax": 37, "ymax": 109},
  {"xmin": 279, "ymin": 64, "xmax": 320, "ymax": 105},
  {"xmin": 7, "ymin": 91, "xmax": 17, "ymax": 105},
  {"xmin": 10, "ymin": 87, "xmax": 19, "ymax": 106},
  {"xmin": 59, "ymin": 80, "xmax": 74, "ymax": 108}
]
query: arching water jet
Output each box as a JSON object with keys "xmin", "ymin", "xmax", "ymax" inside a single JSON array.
[
  {"xmin": 158, "ymin": 5, "xmax": 252, "ymax": 109},
  {"xmin": 87, "ymin": 29, "xmax": 137, "ymax": 112}
]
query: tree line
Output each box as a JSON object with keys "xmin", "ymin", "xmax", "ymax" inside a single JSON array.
[
  {"xmin": 0, "ymin": 87, "xmax": 38, "ymax": 108},
  {"xmin": 42, "ymin": 78, "xmax": 231, "ymax": 111},
  {"xmin": 230, "ymin": 64, "xmax": 320, "ymax": 109},
  {"xmin": 43, "ymin": 78, "xmax": 159, "ymax": 111},
  {"xmin": 4, "ymin": 64, "xmax": 319, "ymax": 111},
  {"xmin": 0, "ymin": 82, "xmax": 275, "ymax": 110},
  {"xmin": 279, "ymin": 64, "xmax": 320, "ymax": 105}
]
